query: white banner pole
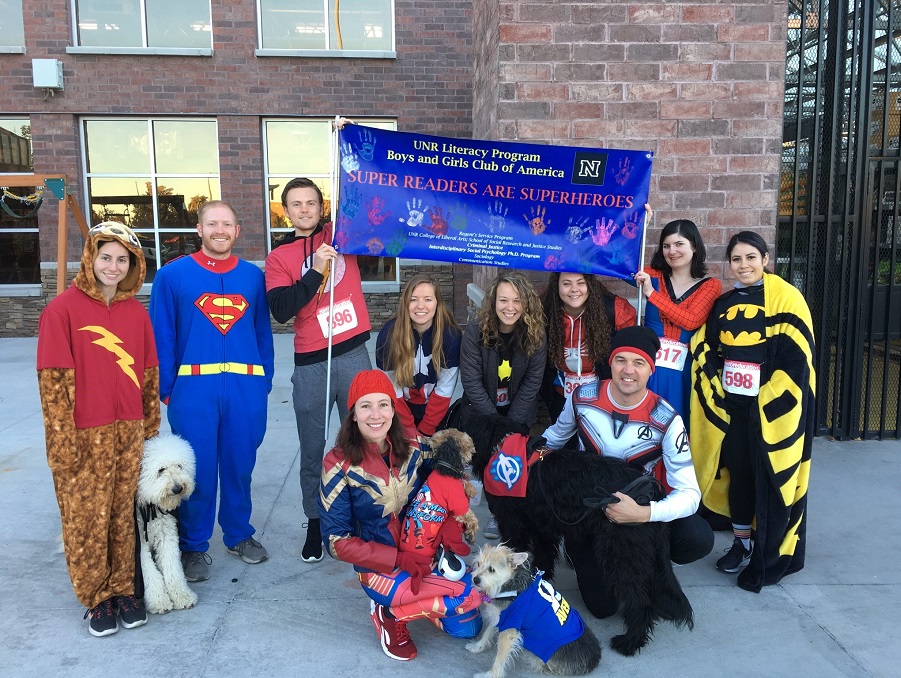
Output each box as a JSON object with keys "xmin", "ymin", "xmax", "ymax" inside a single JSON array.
[
  {"xmin": 636, "ymin": 206, "xmax": 650, "ymax": 326},
  {"xmin": 324, "ymin": 115, "xmax": 341, "ymax": 442}
]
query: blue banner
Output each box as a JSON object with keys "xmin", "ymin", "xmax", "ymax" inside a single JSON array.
[{"xmin": 333, "ymin": 126, "xmax": 652, "ymax": 278}]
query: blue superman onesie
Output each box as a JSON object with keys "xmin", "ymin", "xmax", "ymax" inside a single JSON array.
[{"xmin": 150, "ymin": 253, "xmax": 274, "ymax": 553}]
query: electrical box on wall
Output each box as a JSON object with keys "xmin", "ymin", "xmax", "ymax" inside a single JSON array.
[{"xmin": 32, "ymin": 59, "xmax": 64, "ymax": 90}]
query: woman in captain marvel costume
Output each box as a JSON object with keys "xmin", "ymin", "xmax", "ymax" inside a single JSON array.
[{"xmin": 319, "ymin": 370, "xmax": 482, "ymax": 662}]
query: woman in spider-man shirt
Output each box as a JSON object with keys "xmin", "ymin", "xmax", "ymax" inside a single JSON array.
[{"xmin": 634, "ymin": 218, "xmax": 721, "ymax": 420}]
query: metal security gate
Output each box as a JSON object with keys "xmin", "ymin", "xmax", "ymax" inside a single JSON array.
[{"xmin": 779, "ymin": 0, "xmax": 901, "ymax": 439}]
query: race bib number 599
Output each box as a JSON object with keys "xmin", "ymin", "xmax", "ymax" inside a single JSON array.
[{"xmin": 723, "ymin": 359, "xmax": 761, "ymax": 396}]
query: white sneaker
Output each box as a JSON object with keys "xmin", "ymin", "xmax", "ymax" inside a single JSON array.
[{"xmin": 483, "ymin": 516, "xmax": 499, "ymax": 540}]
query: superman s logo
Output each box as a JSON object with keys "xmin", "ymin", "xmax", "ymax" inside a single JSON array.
[
  {"xmin": 194, "ymin": 293, "xmax": 249, "ymax": 335},
  {"xmin": 719, "ymin": 304, "xmax": 766, "ymax": 347}
]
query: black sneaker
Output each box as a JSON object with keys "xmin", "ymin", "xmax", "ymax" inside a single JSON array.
[
  {"xmin": 716, "ymin": 537, "xmax": 752, "ymax": 573},
  {"xmin": 84, "ymin": 599, "xmax": 118, "ymax": 637},
  {"xmin": 114, "ymin": 595, "xmax": 147, "ymax": 629},
  {"xmin": 301, "ymin": 519, "xmax": 323, "ymax": 563}
]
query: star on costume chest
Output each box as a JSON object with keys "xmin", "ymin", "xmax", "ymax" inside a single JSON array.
[
  {"xmin": 415, "ymin": 343, "xmax": 432, "ymax": 377},
  {"xmin": 372, "ymin": 469, "xmax": 419, "ymax": 518}
]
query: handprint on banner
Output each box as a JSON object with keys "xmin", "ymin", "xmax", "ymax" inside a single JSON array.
[
  {"xmin": 565, "ymin": 215, "xmax": 590, "ymax": 243},
  {"xmin": 543, "ymin": 253, "xmax": 565, "ymax": 270},
  {"xmin": 589, "ymin": 217, "xmax": 619, "ymax": 246},
  {"xmin": 340, "ymin": 141, "xmax": 360, "ymax": 173},
  {"xmin": 606, "ymin": 245, "xmax": 626, "ymax": 267},
  {"xmin": 450, "ymin": 202, "xmax": 472, "ymax": 231},
  {"xmin": 523, "ymin": 204, "xmax": 550, "ymax": 236},
  {"xmin": 399, "ymin": 198, "xmax": 425, "ymax": 229},
  {"xmin": 366, "ymin": 196, "xmax": 391, "ymax": 226},
  {"xmin": 333, "ymin": 220, "xmax": 350, "ymax": 251},
  {"xmin": 341, "ymin": 185, "xmax": 362, "ymax": 218},
  {"xmin": 367, "ymin": 237, "xmax": 384, "ymax": 255},
  {"xmin": 576, "ymin": 258, "xmax": 594, "ymax": 274},
  {"xmin": 613, "ymin": 156, "xmax": 632, "ymax": 187},
  {"xmin": 484, "ymin": 201, "xmax": 508, "ymax": 233},
  {"xmin": 427, "ymin": 206, "xmax": 449, "ymax": 236},
  {"xmin": 622, "ymin": 210, "xmax": 642, "ymax": 240},
  {"xmin": 385, "ymin": 227, "xmax": 408, "ymax": 257},
  {"xmin": 357, "ymin": 128, "xmax": 376, "ymax": 161}
]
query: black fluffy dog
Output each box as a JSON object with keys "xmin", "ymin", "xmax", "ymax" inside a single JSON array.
[{"xmin": 455, "ymin": 411, "xmax": 693, "ymax": 656}]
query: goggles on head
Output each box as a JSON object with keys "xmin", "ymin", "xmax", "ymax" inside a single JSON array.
[{"xmin": 89, "ymin": 222, "xmax": 140, "ymax": 248}]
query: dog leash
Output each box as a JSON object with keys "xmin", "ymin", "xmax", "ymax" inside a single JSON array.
[
  {"xmin": 583, "ymin": 475, "xmax": 665, "ymax": 510},
  {"xmin": 531, "ymin": 457, "xmax": 664, "ymax": 527},
  {"xmin": 138, "ymin": 503, "xmax": 172, "ymax": 542}
]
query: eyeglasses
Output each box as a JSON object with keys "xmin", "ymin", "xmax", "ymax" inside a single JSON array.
[{"xmin": 89, "ymin": 222, "xmax": 140, "ymax": 248}]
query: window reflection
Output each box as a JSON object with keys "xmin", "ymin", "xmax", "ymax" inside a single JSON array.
[
  {"xmin": 258, "ymin": 0, "xmax": 393, "ymax": 51},
  {"xmin": 0, "ymin": 0, "xmax": 25, "ymax": 47},
  {"xmin": 146, "ymin": 0, "xmax": 212, "ymax": 49},
  {"xmin": 84, "ymin": 120, "xmax": 149, "ymax": 174},
  {"xmin": 76, "ymin": 0, "xmax": 212, "ymax": 48},
  {"xmin": 0, "ymin": 116, "xmax": 39, "ymax": 285},
  {"xmin": 83, "ymin": 119, "xmax": 220, "ymax": 282},
  {"xmin": 264, "ymin": 118, "xmax": 398, "ymax": 283},
  {"xmin": 76, "ymin": 0, "xmax": 142, "ymax": 48}
]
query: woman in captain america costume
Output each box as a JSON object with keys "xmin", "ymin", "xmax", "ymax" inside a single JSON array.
[
  {"xmin": 319, "ymin": 370, "xmax": 482, "ymax": 662},
  {"xmin": 376, "ymin": 274, "xmax": 461, "ymax": 436}
]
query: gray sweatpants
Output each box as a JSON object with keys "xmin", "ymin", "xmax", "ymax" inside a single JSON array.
[{"xmin": 291, "ymin": 343, "xmax": 372, "ymax": 519}]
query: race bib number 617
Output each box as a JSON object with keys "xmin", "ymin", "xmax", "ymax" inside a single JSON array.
[{"xmin": 656, "ymin": 338, "xmax": 688, "ymax": 371}]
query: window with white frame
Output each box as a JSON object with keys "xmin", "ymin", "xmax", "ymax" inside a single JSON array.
[
  {"xmin": 264, "ymin": 118, "xmax": 399, "ymax": 284},
  {"xmin": 257, "ymin": 0, "xmax": 393, "ymax": 53},
  {"xmin": 0, "ymin": 1, "xmax": 25, "ymax": 48},
  {"xmin": 0, "ymin": 117, "xmax": 39, "ymax": 285},
  {"xmin": 82, "ymin": 118, "xmax": 220, "ymax": 282},
  {"xmin": 73, "ymin": 0, "xmax": 212, "ymax": 49}
]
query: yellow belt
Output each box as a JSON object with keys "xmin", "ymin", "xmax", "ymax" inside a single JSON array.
[{"xmin": 177, "ymin": 362, "xmax": 265, "ymax": 376}]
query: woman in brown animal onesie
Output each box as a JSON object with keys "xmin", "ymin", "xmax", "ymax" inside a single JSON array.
[{"xmin": 37, "ymin": 222, "xmax": 160, "ymax": 637}]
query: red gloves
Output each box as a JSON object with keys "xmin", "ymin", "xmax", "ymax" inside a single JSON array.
[
  {"xmin": 395, "ymin": 550, "xmax": 433, "ymax": 594},
  {"xmin": 437, "ymin": 516, "xmax": 471, "ymax": 557}
]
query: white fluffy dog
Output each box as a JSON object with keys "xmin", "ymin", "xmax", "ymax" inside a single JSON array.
[{"xmin": 137, "ymin": 433, "xmax": 198, "ymax": 614}]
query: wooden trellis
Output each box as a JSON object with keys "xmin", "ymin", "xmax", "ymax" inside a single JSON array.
[{"xmin": 1, "ymin": 175, "xmax": 89, "ymax": 294}]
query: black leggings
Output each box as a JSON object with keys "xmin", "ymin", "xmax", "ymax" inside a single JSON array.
[
  {"xmin": 566, "ymin": 513, "xmax": 714, "ymax": 618},
  {"xmin": 722, "ymin": 400, "xmax": 759, "ymax": 526}
]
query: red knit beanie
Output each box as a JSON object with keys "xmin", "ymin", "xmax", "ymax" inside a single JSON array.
[{"xmin": 347, "ymin": 369, "xmax": 397, "ymax": 410}]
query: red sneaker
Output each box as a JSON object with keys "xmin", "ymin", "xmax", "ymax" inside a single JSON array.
[{"xmin": 369, "ymin": 600, "xmax": 417, "ymax": 661}]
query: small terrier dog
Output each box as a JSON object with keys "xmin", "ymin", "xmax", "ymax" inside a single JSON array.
[{"xmin": 467, "ymin": 544, "xmax": 601, "ymax": 678}]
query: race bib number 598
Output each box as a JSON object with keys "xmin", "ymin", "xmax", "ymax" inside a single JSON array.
[{"xmin": 723, "ymin": 359, "xmax": 761, "ymax": 396}]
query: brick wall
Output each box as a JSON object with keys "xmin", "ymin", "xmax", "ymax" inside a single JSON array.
[
  {"xmin": 471, "ymin": 0, "xmax": 788, "ymax": 293},
  {"xmin": 0, "ymin": 261, "xmax": 455, "ymax": 338},
  {"xmin": 0, "ymin": 0, "xmax": 474, "ymax": 335}
]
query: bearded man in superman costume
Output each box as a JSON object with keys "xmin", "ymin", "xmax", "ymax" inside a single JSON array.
[{"xmin": 150, "ymin": 201, "xmax": 274, "ymax": 583}]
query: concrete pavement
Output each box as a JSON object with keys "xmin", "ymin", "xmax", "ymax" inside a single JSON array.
[{"xmin": 0, "ymin": 334, "xmax": 898, "ymax": 677}]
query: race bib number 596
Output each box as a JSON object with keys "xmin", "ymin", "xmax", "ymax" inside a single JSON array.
[{"xmin": 316, "ymin": 298, "xmax": 359, "ymax": 338}]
